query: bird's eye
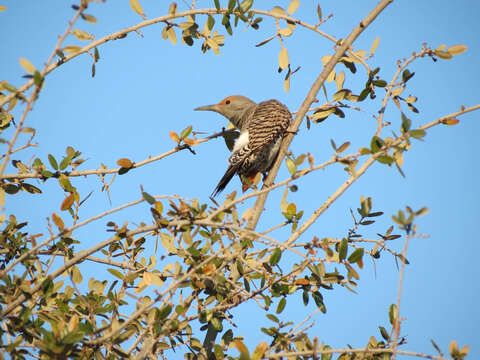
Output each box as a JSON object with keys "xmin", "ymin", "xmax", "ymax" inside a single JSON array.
[{"xmin": 225, "ymin": 99, "xmax": 231, "ymax": 105}]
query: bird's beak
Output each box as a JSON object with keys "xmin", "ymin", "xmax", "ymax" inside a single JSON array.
[{"xmin": 194, "ymin": 104, "xmax": 219, "ymax": 112}]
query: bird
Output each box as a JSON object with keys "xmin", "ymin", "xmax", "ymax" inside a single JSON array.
[{"xmin": 195, "ymin": 95, "xmax": 292, "ymax": 197}]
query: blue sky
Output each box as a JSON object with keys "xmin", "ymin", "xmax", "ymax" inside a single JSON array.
[{"xmin": 2, "ymin": 0, "xmax": 479, "ymax": 358}]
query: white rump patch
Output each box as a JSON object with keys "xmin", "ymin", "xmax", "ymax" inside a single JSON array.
[{"xmin": 233, "ymin": 131, "xmax": 249, "ymax": 152}]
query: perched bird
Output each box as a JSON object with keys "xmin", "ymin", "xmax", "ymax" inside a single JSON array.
[{"xmin": 195, "ymin": 95, "xmax": 292, "ymax": 197}]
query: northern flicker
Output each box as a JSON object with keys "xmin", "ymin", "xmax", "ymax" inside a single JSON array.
[{"xmin": 195, "ymin": 95, "xmax": 292, "ymax": 197}]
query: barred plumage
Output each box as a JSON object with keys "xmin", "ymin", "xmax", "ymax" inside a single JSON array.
[{"xmin": 195, "ymin": 96, "xmax": 292, "ymax": 197}]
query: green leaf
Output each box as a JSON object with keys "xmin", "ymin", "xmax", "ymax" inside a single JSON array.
[
  {"xmin": 266, "ymin": 314, "xmax": 279, "ymax": 323},
  {"xmin": 338, "ymin": 238, "xmax": 348, "ymax": 261},
  {"xmin": 180, "ymin": 125, "xmax": 193, "ymax": 139},
  {"xmin": 379, "ymin": 326, "xmax": 389, "ymax": 341},
  {"xmin": 389, "ymin": 304, "xmax": 397, "ymax": 325},
  {"xmin": 370, "ymin": 136, "xmax": 384, "ymax": 152},
  {"xmin": 376, "ymin": 155, "xmax": 394, "ymax": 165},
  {"xmin": 63, "ymin": 331, "xmax": 85, "ymax": 344},
  {"xmin": 33, "ymin": 71, "xmax": 43, "ymax": 86},
  {"xmin": 312, "ymin": 291, "xmax": 326, "ymax": 313},
  {"xmin": 269, "ymin": 248, "xmax": 282, "ymax": 266},
  {"xmin": 321, "ymin": 345, "xmax": 332, "ymax": 360},
  {"xmin": 373, "ymin": 79, "xmax": 387, "ymax": 87},
  {"xmin": 211, "ymin": 317, "xmax": 223, "ymax": 331},
  {"xmin": 107, "ymin": 268, "xmax": 125, "ymax": 280},
  {"xmin": 410, "ymin": 129, "xmax": 426, "ymax": 139},
  {"xmin": 214, "ymin": 0, "xmax": 220, "ymax": 11},
  {"xmin": 236, "ymin": 259, "xmax": 244, "ymax": 275},
  {"xmin": 302, "ymin": 290, "xmax": 309, "ymax": 305},
  {"xmin": 58, "ymin": 174, "xmax": 74, "ymax": 192},
  {"xmin": 239, "ymin": 0, "xmax": 253, "ymax": 12},
  {"xmin": 142, "ymin": 191, "xmax": 156, "ymax": 204},
  {"xmin": 276, "ymin": 297, "xmax": 286, "ymax": 314},
  {"xmin": 358, "ymin": 87, "xmax": 370, "ymax": 101},
  {"xmin": 41, "ymin": 170, "xmax": 54, "ymax": 178},
  {"xmin": 347, "ymin": 248, "xmax": 364, "ymax": 263},
  {"xmin": 21, "ymin": 183, "xmax": 42, "ymax": 194},
  {"xmin": 402, "ymin": 69, "xmax": 415, "ymax": 82},
  {"xmin": 227, "ymin": 0, "xmax": 235, "ymax": 12},
  {"xmin": 48, "ymin": 154, "xmax": 58, "ymax": 170},
  {"xmin": 159, "ymin": 304, "xmax": 172, "ymax": 320},
  {"xmin": 401, "ymin": 112, "xmax": 411, "ymax": 133},
  {"xmin": 207, "ymin": 15, "xmax": 215, "ymax": 30},
  {"xmin": 59, "ymin": 156, "xmax": 72, "ymax": 170}
]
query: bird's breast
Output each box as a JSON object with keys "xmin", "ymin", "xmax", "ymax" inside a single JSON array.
[{"xmin": 233, "ymin": 131, "xmax": 249, "ymax": 153}]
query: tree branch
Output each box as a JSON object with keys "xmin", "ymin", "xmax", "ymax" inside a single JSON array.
[{"xmin": 246, "ymin": 0, "xmax": 395, "ymax": 231}]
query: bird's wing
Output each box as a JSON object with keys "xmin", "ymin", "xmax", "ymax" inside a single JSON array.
[{"xmin": 247, "ymin": 100, "xmax": 292, "ymax": 153}]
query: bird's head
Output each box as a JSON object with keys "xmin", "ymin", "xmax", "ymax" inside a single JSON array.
[{"xmin": 194, "ymin": 95, "xmax": 256, "ymax": 129}]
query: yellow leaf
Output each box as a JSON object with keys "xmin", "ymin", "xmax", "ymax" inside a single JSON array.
[
  {"xmin": 449, "ymin": 340, "xmax": 458, "ymax": 355},
  {"xmin": 150, "ymin": 272, "xmax": 164, "ymax": 287},
  {"xmin": 63, "ymin": 46, "xmax": 82, "ymax": 54},
  {"xmin": 72, "ymin": 29, "xmax": 91, "ymax": 41},
  {"xmin": 82, "ymin": 14, "xmax": 97, "ymax": 23},
  {"xmin": 68, "ymin": 314, "xmax": 79, "ymax": 332},
  {"xmin": 287, "ymin": 202, "xmax": 296, "ymax": 215},
  {"xmin": 232, "ymin": 339, "xmax": 249, "ymax": 356},
  {"xmin": 278, "ymin": 47, "xmax": 289, "ymax": 70},
  {"xmin": 435, "ymin": 44, "xmax": 446, "ymax": 51},
  {"xmin": 285, "ymin": 157, "xmax": 296, "ymax": 175},
  {"xmin": 19, "ymin": 57, "xmax": 36, "ymax": 74},
  {"xmin": 271, "ymin": 6, "xmax": 286, "ymax": 16},
  {"xmin": 287, "ymin": 0, "xmax": 300, "ymax": 14},
  {"xmin": 391, "ymin": 86, "xmax": 405, "ymax": 97},
  {"xmin": 442, "ymin": 118, "xmax": 459, "ymax": 126},
  {"xmin": 447, "ymin": 44, "xmax": 467, "ymax": 56},
  {"xmin": 130, "ymin": 0, "xmax": 145, "ymax": 18},
  {"xmin": 279, "ymin": 28, "xmax": 293, "ymax": 37},
  {"xmin": 354, "ymin": 50, "xmax": 366, "ymax": 57},
  {"xmin": 206, "ymin": 37, "xmax": 218, "ymax": 51},
  {"xmin": 335, "ymin": 70, "xmax": 345, "ymax": 91},
  {"xmin": 326, "ymin": 69, "xmax": 335, "ymax": 83},
  {"xmin": 370, "ymin": 37, "xmax": 380, "ymax": 54},
  {"xmin": 117, "ymin": 158, "xmax": 133, "ymax": 168},
  {"xmin": 52, "ymin": 212, "xmax": 65, "ymax": 231},
  {"xmin": 168, "ymin": 2, "xmax": 177, "ymax": 15},
  {"xmin": 0, "ymin": 188, "xmax": 4, "ymax": 207},
  {"xmin": 241, "ymin": 208, "xmax": 253, "ymax": 223},
  {"xmin": 460, "ymin": 345, "xmax": 470, "ymax": 355},
  {"xmin": 0, "ymin": 5, "xmax": 6, "ymax": 12},
  {"xmin": 435, "ymin": 50, "xmax": 452, "ymax": 60},
  {"xmin": 283, "ymin": 76, "xmax": 290, "ymax": 93},
  {"xmin": 134, "ymin": 280, "xmax": 148, "ymax": 294},
  {"xmin": 321, "ymin": 55, "xmax": 331, "ymax": 66},
  {"xmin": 143, "ymin": 272, "xmax": 152, "ymax": 285},
  {"xmin": 169, "ymin": 131, "xmax": 180, "ymax": 143},
  {"xmin": 183, "ymin": 138, "xmax": 198, "ymax": 146},
  {"xmin": 202, "ymin": 263, "xmax": 216, "ymax": 274},
  {"xmin": 295, "ymin": 278, "xmax": 310, "ymax": 285},
  {"xmin": 61, "ymin": 194, "xmax": 74, "ymax": 211},
  {"xmin": 155, "ymin": 201, "xmax": 163, "ymax": 214},
  {"xmin": 251, "ymin": 342, "xmax": 268, "ymax": 360},
  {"xmin": 167, "ymin": 27, "xmax": 177, "ymax": 45}
]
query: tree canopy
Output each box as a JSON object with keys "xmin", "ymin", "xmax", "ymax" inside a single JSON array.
[{"xmin": 0, "ymin": 1, "xmax": 478, "ymax": 359}]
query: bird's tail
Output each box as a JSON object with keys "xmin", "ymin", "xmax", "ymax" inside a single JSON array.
[{"xmin": 211, "ymin": 164, "xmax": 239, "ymax": 198}]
